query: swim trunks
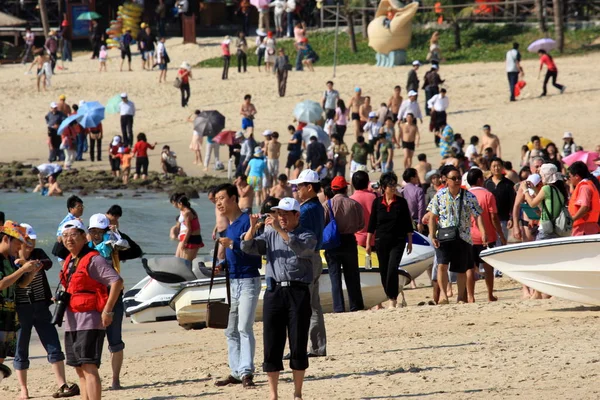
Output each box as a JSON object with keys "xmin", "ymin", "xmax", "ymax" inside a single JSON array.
[
  {"xmin": 402, "ymin": 140, "xmax": 415, "ymax": 151},
  {"xmin": 247, "ymin": 175, "xmax": 262, "ymax": 192},
  {"xmin": 242, "ymin": 117, "xmax": 254, "ymax": 130},
  {"xmin": 351, "ymin": 112, "xmax": 360, "ymax": 121}
]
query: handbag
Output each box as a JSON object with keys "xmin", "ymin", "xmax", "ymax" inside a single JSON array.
[
  {"xmin": 437, "ymin": 189, "xmax": 464, "ymax": 243},
  {"xmin": 206, "ymin": 241, "xmax": 231, "ymax": 329},
  {"xmin": 540, "ymin": 186, "xmax": 573, "ymax": 237},
  {"xmin": 321, "ymin": 200, "xmax": 341, "ymax": 250},
  {"xmin": 173, "ymin": 76, "xmax": 182, "ymax": 89}
]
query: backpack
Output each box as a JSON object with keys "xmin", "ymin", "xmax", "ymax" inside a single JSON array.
[
  {"xmin": 540, "ymin": 186, "xmax": 573, "ymax": 237},
  {"xmin": 321, "ymin": 200, "xmax": 341, "ymax": 250}
]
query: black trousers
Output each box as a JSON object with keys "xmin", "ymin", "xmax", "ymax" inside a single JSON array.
[
  {"xmin": 180, "ymin": 83, "xmax": 190, "ymax": 107},
  {"xmin": 237, "ymin": 52, "xmax": 247, "ymax": 73},
  {"xmin": 424, "ymin": 86, "xmax": 438, "ymax": 116},
  {"xmin": 222, "ymin": 55, "xmax": 230, "ymax": 80},
  {"xmin": 324, "ymin": 235, "xmax": 364, "ymax": 312},
  {"xmin": 135, "ymin": 156, "xmax": 149, "ymax": 176},
  {"xmin": 507, "ymin": 71, "xmax": 519, "ymax": 101},
  {"xmin": 263, "ymin": 285, "xmax": 311, "ymax": 372},
  {"xmin": 276, "ymin": 69, "xmax": 288, "ymax": 97},
  {"xmin": 120, "ymin": 115, "xmax": 134, "ymax": 146},
  {"xmin": 335, "ymin": 125, "xmax": 346, "ymax": 142},
  {"xmin": 542, "ymin": 70, "xmax": 564, "ymax": 95},
  {"xmin": 89, "ymin": 137, "xmax": 102, "ymax": 161},
  {"xmin": 375, "ymin": 238, "xmax": 406, "ymax": 300}
]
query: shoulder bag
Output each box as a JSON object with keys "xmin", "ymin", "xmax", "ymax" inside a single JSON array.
[
  {"xmin": 540, "ymin": 186, "xmax": 573, "ymax": 237},
  {"xmin": 321, "ymin": 200, "xmax": 341, "ymax": 250},
  {"xmin": 437, "ymin": 189, "xmax": 464, "ymax": 242},
  {"xmin": 173, "ymin": 76, "xmax": 182, "ymax": 89},
  {"xmin": 206, "ymin": 241, "xmax": 231, "ymax": 329}
]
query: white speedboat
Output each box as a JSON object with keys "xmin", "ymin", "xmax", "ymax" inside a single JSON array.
[
  {"xmin": 170, "ymin": 233, "xmax": 435, "ymax": 329},
  {"xmin": 480, "ymin": 234, "xmax": 600, "ymax": 306}
]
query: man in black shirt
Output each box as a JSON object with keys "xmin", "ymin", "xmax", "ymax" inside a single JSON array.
[
  {"xmin": 141, "ymin": 26, "xmax": 157, "ymax": 70},
  {"xmin": 484, "ymin": 157, "xmax": 515, "ymax": 247},
  {"xmin": 306, "ymin": 136, "xmax": 327, "ymax": 172}
]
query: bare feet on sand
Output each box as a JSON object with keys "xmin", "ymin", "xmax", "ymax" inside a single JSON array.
[
  {"xmin": 388, "ymin": 299, "xmax": 397, "ymax": 309},
  {"xmin": 488, "ymin": 295, "xmax": 498, "ymax": 302},
  {"xmin": 19, "ymin": 388, "xmax": 29, "ymax": 400},
  {"xmin": 111, "ymin": 380, "xmax": 122, "ymax": 390}
]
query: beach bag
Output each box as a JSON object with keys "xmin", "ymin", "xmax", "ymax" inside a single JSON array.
[
  {"xmin": 173, "ymin": 76, "xmax": 182, "ymax": 89},
  {"xmin": 206, "ymin": 241, "xmax": 231, "ymax": 329},
  {"xmin": 437, "ymin": 189, "xmax": 464, "ymax": 242},
  {"xmin": 540, "ymin": 186, "xmax": 573, "ymax": 237},
  {"xmin": 321, "ymin": 200, "xmax": 341, "ymax": 250}
]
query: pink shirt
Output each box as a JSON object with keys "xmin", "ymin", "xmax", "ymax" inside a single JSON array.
[
  {"xmin": 350, "ymin": 189, "xmax": 377, "ymax": 247},
  {"xmin": 221, "ymin": 42, "xmax": 230, "ymax": 56},
  {"xmin": 335, "ymin": 107, "xmax": 349, "ymax": 125},
  {"xmin": 294, "ymin": 27, "xmax": 305, "ymax": 43},
  {"xmin": 469, "ymin": 187, "xmax": 497, "ymax": 245},
  {"xmin": 572, "ymin": 183, "xmax": 600, "ymax": 236}
]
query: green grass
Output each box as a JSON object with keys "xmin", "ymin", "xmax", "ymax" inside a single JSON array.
[{"xmin": 196, "ymin": 25, "xmax": 600, "ymax": 68}]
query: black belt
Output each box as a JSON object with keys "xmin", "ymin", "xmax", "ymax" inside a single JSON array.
[{"xmin": 276, "ymin": 281, "xmax": 309, "ymax": 288}]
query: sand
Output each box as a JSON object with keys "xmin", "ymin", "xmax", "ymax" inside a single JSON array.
[{"xmin": 1, "ymin": 37, "xmax": 599, "ymax": 175}]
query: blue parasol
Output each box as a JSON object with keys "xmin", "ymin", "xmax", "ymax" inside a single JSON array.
[
  {"xmin": 57, "ymin": 114, "xmax": 83, "ymax": 135},
  {"xmin": 77, "ymin": 101, "xmax": 105, "ymax": 128}
]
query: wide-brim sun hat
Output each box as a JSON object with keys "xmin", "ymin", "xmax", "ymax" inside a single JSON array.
[
  {"xmin": 425, "ymin": 169, "xmax": 440, "ymax": 183},
  {"xmin": 180, "ymin": 61, "xmax": 191, "ymax": 70}
]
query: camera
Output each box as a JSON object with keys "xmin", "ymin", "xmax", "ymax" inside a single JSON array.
[
  {"xmin": 39, "ymin": 259, "xmax": 52, "ymax": 270},
  {"xmin": 50, "ymin": 290, "xmax": 71, "ymax": 326},
  {"xmin": 257, "ymin": 214, "xmax": 268, "ymax": 224}
]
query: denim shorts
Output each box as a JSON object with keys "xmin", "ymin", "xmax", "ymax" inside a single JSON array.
[
  {"xmin": 242, "ymin": 117, "xmax": 254, "ymax": 130},
  {"xmin": 105, "ymin": 292, "xmax": 125, "ymax": 353}
]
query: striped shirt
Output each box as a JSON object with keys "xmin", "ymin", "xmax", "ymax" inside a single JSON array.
[{"xmin": 15, "ymin": 249, "xmax": 53, "ymax": 304}]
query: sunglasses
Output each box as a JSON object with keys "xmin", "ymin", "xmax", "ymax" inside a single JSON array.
[{"xmin": 447, "ymin": 176, "xmax": 461, "ymax": 182}]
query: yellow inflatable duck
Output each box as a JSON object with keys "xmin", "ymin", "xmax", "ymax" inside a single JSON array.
[{"xmin": 367, "ymin": 1, "xmax": 419, "ymax": 67}]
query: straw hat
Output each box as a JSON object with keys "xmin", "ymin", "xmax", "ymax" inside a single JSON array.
[{"xmin": 180, "ymin": 61, "xmax": 191, "ymax": 70}]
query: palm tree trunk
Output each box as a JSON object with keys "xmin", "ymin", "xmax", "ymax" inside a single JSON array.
[
  {"xmin": 553, "ymin": 0, "xmax": 564, "ymax": 52},
  {"xmin": 347, "ymin": 10, "xmax": 358, "ymax": 53},
  {"xmin": 361, "ymin": 0, "xmax": 368, "ymax": 38},
  {"xmin": 39, "ymin": 0, "xmax": 50, "ymax": 38},
  {"xmin": 535, "ymin": 0, "xmax": 547, "ymax": 33}
]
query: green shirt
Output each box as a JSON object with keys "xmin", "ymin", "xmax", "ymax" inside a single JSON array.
[
  {"xmin": 379, "ymin": 141, "xmax": 393, "ymax": 164},
  {"xmin": 351, "ymin": 143, "xmax": 371, "ymax": 165},
  {"xmin": 0, "ymin": 255, "xmax": 17, "ymax": 331}
]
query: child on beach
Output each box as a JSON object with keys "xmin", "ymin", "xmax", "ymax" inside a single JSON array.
[
  {"xmin": 108, "ymin": 136, "xmax": 122, "ymax": 177},
  {"xmin": 27, "ymin": 48, "xmax": 50, "ymax": 92},
  {"xmin": 99, "ymin": 45, "xmax": 108, "ymax": 72},
  {"xmin": 116, "ymin": 147, "xmax": 133, "ymax": 184},
  {"xmin": 133, "ymin": 132, "xmax": 157, "ymax": 180},
  {"xmin": 465, "ymin": 136, "xmax": 479, "ymax": 161}
]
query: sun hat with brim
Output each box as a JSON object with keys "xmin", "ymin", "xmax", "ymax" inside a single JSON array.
[
  {"xmin": 61, "ymin": 219, "xmax": 87, "ymax": 234},
  {"xmin": 425, "ymin": 169, "xmax": 440, "ymax": 183},
  {"xmin": 235, "ymin": 131, "xmax": 244, "ymax": 139},
  {"xmin": 539, "ymin": 164, "xmax": 561, "ymax": 184},
  {"xmin": 526, "ymin": 173, "xmax": 542, "ymax": 186},
  {"xmin": 180, "ymin": 61, "xmax": 191, "ymax": 70},
  {"xmin": 262, "ymin": 130, "xmax": 273, "ymax": 136},
  {"xmin": 368, "ymin": 111, "xmax": 377, "ymax": 118},
  {"xmin": 1, "ymin": 222, "xmax": 26, "ymax": 243},
  {"xmin": 120, "ymin": 92, "xmax": 128, "ymax": 98},
  {"xmin": 254, "ymin": 148, "xmax": 264, "ymax": 157},
  {"xmin": 562, "ymin": 131, "xmax": 573, "ymax": 139},
  {"xmin": 89, "ymin": 213, "xmax": 109, "ymax": 230},
  {"xmin": 271, "ymin": 197, "xmax": 301, "ymax": 213},
  {"xmin": 50, "ymin": 102, "xmax": 58, "ymax": 108},
  {"xmin": 59, "ymin": 94, "xmax": 66, "ymax": 100},
  {"xmin": 289, "ymin": 169, "xmax": 320, "ymax": 185}
]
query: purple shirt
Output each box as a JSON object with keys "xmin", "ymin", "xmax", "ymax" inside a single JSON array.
[
  {"xmin": 64, "ymin": 254, "xmax": 121, "ymax": 332},
  {"xmin": 402, "ymin": 182, "xmax": 426, "ymax": 222}
]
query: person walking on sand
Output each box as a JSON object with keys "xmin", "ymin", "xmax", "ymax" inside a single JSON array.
[
  {"xmin": 132, "ymin": 133, "xmax": 157, "ymax": 180},
  {"xmin": 387, "ymin": 85, "xmax": 403, "ymax": 123},
  {"xmin": 359, "ymin": 96, "xmax": 373, "ymax": 134},
  {"xmin": 235, "ymin": 31, "xmax": 248, "ymax": 73},
  {"xmin": 402, "ymin": 168, "xmax": 426, "ymax": 234},
  {"xmin": 188, "ymin": 110, "xmax": 203, "ymax": 165},
  {"xmin": 397, "ymin": 90, "xmax": 423, "ymax": 124},
  {"xmin": 265, "ymin": 31, "xmax": 277, "ymax": 73},
  {"xmin": 156, "ymin": 37, "xmax": 168, "ymax": 83},
  {"xmin": 273, "ymin": 48, "xmax": 290, "ymax": 97},
  {"xmin": 213, "ymin": 184, "xmax": 262, "ymax": 389},
  {"xmin": 221, "ymin": 35, "xmax": 231, "ymax": 80},
  {"xmin": 322, "ymin": 81, "xmax": 340, "ymax": 120},
  {"xmin": 119, "ymin": 29, "xmax": 133, "ymax": 72},
  {"xmin": 506, "ymin": 42, "xmax": 524, "ymax": 102},
  {"xmin": 246, "ymin": 147, "xmax": 267, "ymax": 209},
  {"xmin": 266, "ymin": 131, "xmax": 282, "ymax": 187},
  {"xmin": 98, "ymin": 45, "xmax": 108, "ymax": 72},
  {"xmin": 400, "ymin": 113, "xmax": 420, "ymax": 169},
  {"xmin": 479, "ymin": 124, "xmax": 502, "ymax": 158},
  {"xmin": 422, "ymin": 64, "xmax": 444, "ymax": 116},
  {"xmin": 22, "ymin": 26, "xmax": 35, "ymax": 64},
  {"xmin": 46, "ymin": 102, "xmax": 67, "ymax": 162},
  {"xmin": 428, "ymin": 165, "xmax": 486, "ymax": 304},
  {"xmin": 538, "ymin": 49, "xmax": 565, "ymax": 97},
  {"xmin": 366, "ymin": 172, "xmax": 414, "ymax": 309},
  {"xmin": 241, "ymin": 198, "xmax": 316, "ymax": 400},
  {"xmin": 407, "ymin": 60, "xmax": 420, "ymax": 93},
  {"xmin": 427, "ymin": 88, "xmax": 449, "ymax": 144},
  {"xmin": 240, "ymin": 94, "xmax": 257, "ymax": 135},
  {"xmin": 28, "ymin": 49, "xmax": 49, "ymax": 92},
  {"xmin": 140, "ymin": 26, "xmax": 157, "ymax": 70},
  {"xmin": 119, "ymin": 93, "xmax": 135, "ymax": 147},
  {"xmin": 349, "ymin": 88, "xmax": 365, "ymax": 139},
  {"xmin": 177, "ymin": 62, "xmax": 192, "ymax": 107}
]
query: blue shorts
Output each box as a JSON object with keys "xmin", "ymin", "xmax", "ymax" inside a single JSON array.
[
  {"xmin": 105, "ymin": 292, "xmax": 125, "ymax": 353},
  {"xmin": 242, "ymin": 117, "xmax": 254, "ymax": 130},
  {"xmin": 159, "ymin": 63, "xmax": 167, "ymax": 71}
]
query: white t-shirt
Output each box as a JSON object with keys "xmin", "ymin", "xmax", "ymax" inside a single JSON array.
[
  {"xmin": 363, "ymin": 121, "xmax": 382, "ymax": 141},
  {"xmin": 506, "ymin": 49, "xmax": 521, "ymax": 73},
  {"xmin": 465, "ymin": 144, "xmax": 477, "ymax": 160},
  {"xmin": 37, "ymin": 163, "xmax": 62, "ymax": 177}
]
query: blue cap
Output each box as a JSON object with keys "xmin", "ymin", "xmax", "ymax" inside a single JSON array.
[{"xmin": 354, "ymin": 87, "xmax": 361, "ymax": 92}]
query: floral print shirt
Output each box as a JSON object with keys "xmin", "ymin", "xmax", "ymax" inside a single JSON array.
[{"xmin": 427, "ymin": 187, "xmax": 482, "ymax": 244}]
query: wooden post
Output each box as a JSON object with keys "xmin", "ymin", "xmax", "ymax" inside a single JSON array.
[
  {"xmin": 182, "ymin": 14, "xmax": 197, "ymax": 44},
  {"xmin": 38, "ymin": 0, "xmax": 50, "ymax": 38}
]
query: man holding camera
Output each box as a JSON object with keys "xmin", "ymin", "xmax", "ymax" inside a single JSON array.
[
  {"xmin": 241, "ymin": 197, "xmax": 316, "ymax": 400},
  {"xmin": 58, "ymin": 220, "xmax": 123, "ymax": 400}
]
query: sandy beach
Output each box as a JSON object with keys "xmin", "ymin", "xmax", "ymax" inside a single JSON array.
[{"xmin": 1, "ymin": 37, "xmax": 599, "ymax": 176}]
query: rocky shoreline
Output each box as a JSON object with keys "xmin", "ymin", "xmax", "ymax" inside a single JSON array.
[{"xmin": 0, "ymin": 162, "xmax": 230, "ymax": 199}]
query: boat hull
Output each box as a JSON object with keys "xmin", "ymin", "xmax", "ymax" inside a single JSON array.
[
  {"xmin": 123, "ymin": 276, "xmax": 178, "ymax": 323},
  {"xmin": 480, "ymin": 234, "xmax": 600, "ymax": 306}
]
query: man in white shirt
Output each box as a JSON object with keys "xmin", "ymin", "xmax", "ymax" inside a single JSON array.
[
  {"xmin": 22, "ymin": 27, "xmax": 35, "ymax": 64},
  {"xmin": 427, "ymin": 88, "xmax": 449, "ymax": 140},
  {"xmin": 322, "ymin": 81, "xmax": 339, "ymax": 120},
  {"xmin": 119, "ymin": 93, "xmax": 135, "ymax": 147},
  {"xmin": 505, "ymin": 42, "xmax": 524, "ymax": 102},
  {"xmin": 363, "ymin": 111, "xmax": 382, "ymax": 145},
  {"xmin": 397, "ymin": 90, "xmax": 423, "ymax": 124}
]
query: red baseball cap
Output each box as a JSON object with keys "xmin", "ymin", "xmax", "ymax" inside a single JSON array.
[
  {"xmin": 61, "ymin": 20, "xmax": 69, "ymax": 27},
  {"xmin": 331, "ymin": 176, "xmax": 349, "ymax": 190}
]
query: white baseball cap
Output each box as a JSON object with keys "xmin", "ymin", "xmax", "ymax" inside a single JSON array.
[
  {"xmin": 89, "ymin": 213, "xmax": 110, "ymax": 230},
  {"xmin": 20, "ymin": 223, "xmax": 37, "ymax": 240},
  {"xmin": 289, "ymin": 169, "xmax": 320, "ymax": 185},
  {"xmin": 412, "ymin": 60, "xmax": 421, "ymax": 66},
  {"xmin": 61, "ymin": 219, "xmax": 87, "ymax": 234},
  {"xmin": 272, "ymin": 197, "xmax": 301, "ymax": 213},
  {"xmin": 431, "ymin": 64, "xmax": 439, "ymax": 70},
  {"xmin": 368, "ymin": 111, "xmax": 377, "ymax": 118},
  {"xmin": 262, "ymin": 130, "xmax": 273, "ymax": 136},
  {"xmin": 50, "ymin": 102, "xmax": 58, "ymax": 108},
  {"xmin": 111, "ymin": 136, "xmax": 121, "ymax": 146},
  {"xmin": 562, "ymin": 131, "xmax": 573, "ymax": 139},
  {"xmin": 526, "ymin": 173, "xmax": 542, "ymax": 186},
  {"xmin": 120, "ymin": 92, "xmax": 128, "ymax": 98},
  {"xmin": 408, "ymin": 90, "xmax": 418, "ymax": 97}
]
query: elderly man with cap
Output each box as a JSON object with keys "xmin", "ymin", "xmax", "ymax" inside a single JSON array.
[
  {"xmin": 323, "ymin": 176, "xmax": 365, "ymax": 312},
  {"xmin": 241, "ymin": 197, "xmax": 317, "ymax": 400},
  {"xmin": 407, "ymin": 60, "xmax": 421, "ymax": 93},
  {"xmin": 0, "ymin": 222, "xmax": 44, "ymax": 384},
  {"xmin": 119, "ymin": 93, "xmax": 136, "ymax": 147},
  {"xmin": 363, "ymin": 111, "xmax": 383, "ymax": 148},
  {"xmin": 397, "ymin": 90, "xmax": 423, "ymax": 124},
  {"xmin": 46, "ymin": 102, "xmax": 67, "ymax": 162},
  {"xmin": 13, "ymin": 223, "xmax": 80, "ymax": 399},
  {"xmin": 289, "ymin": 170, "xmax": 327, "ymax": 357},
  {"xmin": 58, "ymin": 219, "xmax": 123, "ymax": 400}
]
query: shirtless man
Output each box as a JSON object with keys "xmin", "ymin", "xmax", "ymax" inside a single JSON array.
[
  {"xmin": 269, "ymin": 174, "xmax": 293, "ymax": 198},
  {"xmin": 240, "ymin": 94, "xmax": 257, "ymax": 135},
  {"xmin": 234, "ymin": 173, "xmax": 254, "ymax": 213},
  {"xmin": 265, "ymin": 131, "xmax": 281, "ymax": 186},
  {"xmin": 401, "ymin": 113, "xmax": 420, "ymax": 169},
  {"xmin": 28, "ymin": 49, "xmax": 49, "ymax": 92},
  {"xmin": 358, "ymin": 96, "xmax": 372, "ymax": 132},
  {"xmin": 57, "ymin": 94, "xmax": 71, "ymax": 115},
  {"xmin": 479, "ymin": 124, "xmax": 502, "ymax": 158},
  {"xmin": 208, "ymin": 187, "xmax": 230, "ymax": 260},
  {"xmin": 387, "ymin": 85, "xmax": 403, "ymax": 123},
  {"xmin": 348, "ymin": 87, "xmax": 365, "ymax": 138}
]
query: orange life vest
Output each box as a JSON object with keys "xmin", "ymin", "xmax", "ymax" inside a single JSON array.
[
  {"xmin": 60, "ymin": 250, "xmax": 108, "ymax": 314},
  {"xmin": 568, "ymin": 180, "xmax": 600, "ymax": 227}
]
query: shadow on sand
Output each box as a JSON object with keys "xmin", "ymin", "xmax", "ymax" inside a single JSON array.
[
  {"xmin": 361, "ymin": 388, "xmax": 490, "ymax": 399},
  {"xmin": 550, "ymin": 305, "xmax": 600, "ymax": 312},
  {"xmin": 121, "ymin": 377, "xmax": 212, "ymax": 390},
  {"xmin": 306, "ymin": 365, "xmax": 446, "ymax": 382},
  {"xmin": 383, "ymin": 341, "xmax": 478, "ymax": 353}
]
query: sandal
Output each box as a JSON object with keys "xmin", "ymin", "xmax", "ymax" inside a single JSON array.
[{"xmin": 52, "ymin": 383, "xmax": 80, "ymax": 398}]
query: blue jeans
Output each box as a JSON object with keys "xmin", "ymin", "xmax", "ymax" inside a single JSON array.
[
  {"xmin": 14, "ymin": 302, "xmax": 65, "ymax": 370},
  {"xmin": 76, "ymin": 133, "xmax": 86, "ymax": 160},
  {"xmin": 295, "ymin": 50, "xmax": 303, "ymax": 71},
  {"xmin": 62, "ymin": 40, "xmax": 72, "ymax": 62},
  {"xmin": 507, "ymin": 72, "xmax": 519, "ymax": 101},
  {"xmin": 106, "ymin": 292, "xmax": 125, "ymax": 353},
  {"xmin": 287, "ymin": 12, "xmax": 295, "ymax": 37},
  {"xmin": 225, "ymin": 277, "xmax": 261, "ymax": 379},
  {"xmin": 381, "ymin": 161, "xmax": 394, "ymax": 173}
]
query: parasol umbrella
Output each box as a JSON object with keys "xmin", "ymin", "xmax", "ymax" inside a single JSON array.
[
  {"xmin": 562, "ymin": 151, "xmax": 600, "ymax": 172},
  {"xmin": 526, "ymin": 137, "xmax": 553, "ymax": 150},
  {"xmin": 77, "ymin": 11, "xmax": 102, "ymax": 21},
  {"xmin": 527, "ymin": 38, "xmax": 557, "ymax": 53},
  {"xmin": 302, "ymin": 124, "xmax": 330, "ymax": 148},
  {"xmin": 250, "ymin": 0, "xmax": 270, "ymax": 8},
  {"xmin": 105, "ymin": 95, "xmax": 122, "ymax": 114},
  {"xmin": 77, "ymin": 101, "xmax": 105, "ymax": 128},
  {"xmin": 194, "ymin": 110, "xmax": 226, "ymax": 139},
  {"xmin": 294, "ymin": 100, "xmax": 323, "ymax": 124},
  {"xmin": 212, "ymin": 130, "xmax": 238, "ymax": 145},
  {"xmin": 57, "ymin": 114, "xmax": 83, "ymax": 135}
]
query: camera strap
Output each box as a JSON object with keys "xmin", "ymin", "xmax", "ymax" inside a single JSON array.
[{"xmin": 56, "ymin": 256, "xmax": 80, "ymax": 295}]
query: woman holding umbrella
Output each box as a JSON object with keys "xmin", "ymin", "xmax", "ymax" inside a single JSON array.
[{"xmin": 538, "ymin": 49, "xmax": 565, "ymax": 97}]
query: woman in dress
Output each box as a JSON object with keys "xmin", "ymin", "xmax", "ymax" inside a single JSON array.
[
  {"xmin": 188, "ymin": 110, "xmax": 203, "ymax": 165},
  {"xmin": 264, "ymin": 31, "xmax": 277, "ymax": 73}
]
